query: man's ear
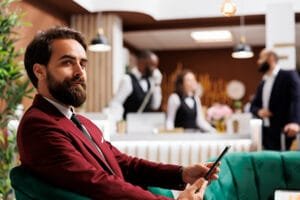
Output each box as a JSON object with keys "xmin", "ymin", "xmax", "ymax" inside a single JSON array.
[{"xmin": 33, "ymin": 64, "xmax": 46, "ymax": 81}]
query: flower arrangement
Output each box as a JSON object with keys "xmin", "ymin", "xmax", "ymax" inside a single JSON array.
[{"xmin": 207, "ymin": 103, "xmax": 233, "ymax": 132}]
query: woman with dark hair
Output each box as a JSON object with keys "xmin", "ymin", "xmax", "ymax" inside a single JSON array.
[{"xmin": 166, "ymin": 70, "xmax": 215, "ymax": 132}]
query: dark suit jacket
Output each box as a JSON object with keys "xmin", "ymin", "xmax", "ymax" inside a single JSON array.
[
  {"xmin": 17, "ymin": 95, "xmax": 184, "ymax": 200},
  {"xmin": 250, "ymin": 70, "xmax": 300, "ymax": 147}
]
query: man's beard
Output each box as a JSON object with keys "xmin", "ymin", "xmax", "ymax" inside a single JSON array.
[
  {"xmin": 143, "ymin": 66, "xmax": 153, "ymax": 79},
  {"xmin": 258, "ymin": 61, "xmax": 270, "ymax": 73},
  {"xmin": 47, "ymin": 70, "xmax": 87, "ymax": 107}
]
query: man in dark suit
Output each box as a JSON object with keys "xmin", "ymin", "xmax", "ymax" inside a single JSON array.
[
  {"xmin": 251, "ymin": 49, "xmax": 300, "ymax": 150},
  {"xmin": 17, "ymin": 27, "xmax": 217, "ymax": 200}
]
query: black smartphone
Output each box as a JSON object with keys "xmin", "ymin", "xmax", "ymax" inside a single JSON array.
[{"xmin": 204, "ymin": 145, "xmax": 231, "ymax": 180}]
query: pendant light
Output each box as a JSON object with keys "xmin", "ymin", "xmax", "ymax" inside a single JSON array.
[
  {"xmin": 88, "ymin": 28, "xmax": 111, "ymax": 52},
  {"xmin": 232, "ymin": 15, "xmax": 254, "ymax": 59}
]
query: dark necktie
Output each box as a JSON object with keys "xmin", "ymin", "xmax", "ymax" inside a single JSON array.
[{"xmin": 70, "ymin": 114, "xmax": 115, "ymax": 175}]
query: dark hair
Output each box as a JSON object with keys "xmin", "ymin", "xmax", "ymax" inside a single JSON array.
[
  {"xmin": 136, "ymin": 50, "xmax": 155, "ymax": 60},
  {"xmin": 174, "ymin": 69, "xmax": 193, "ymax": 97},
  {"xmin": 24, "ymin": 26, "xmax": 87, "ymax": 88}
]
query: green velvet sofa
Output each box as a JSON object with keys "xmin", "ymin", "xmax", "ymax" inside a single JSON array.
[
  {"xmin": 204, "ymin": 151, "xmax": 300, "ymax": 200},
  {"xmin": 10, "ymin": 166, "xmax": 174, "ymax": 199},
  {"xmin": 10, "ymin": 151, "xmax": 300, "ymax": 200}
]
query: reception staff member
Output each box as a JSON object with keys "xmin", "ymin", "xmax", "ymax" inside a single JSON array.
[
  {"xmin": 166, "ymin": 70, "xmax": 214, "ymax": 132},
  {"xmin": 110, "ymin": 50, "xmax": 162, "ymax": 120}
]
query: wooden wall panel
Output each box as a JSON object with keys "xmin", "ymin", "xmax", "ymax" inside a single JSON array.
[
  {"xmin": 72, "ymin": 13, "xmax": 117, "ymax": 112},
  {"xmin": 155, "ymin": 46, "xmax": 264, "ymax": 110}
]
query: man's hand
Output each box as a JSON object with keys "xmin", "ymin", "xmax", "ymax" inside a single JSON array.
[
  {"xmin": 182, "ymin": 163, "xmax": 219, "ymax": 185},
  {"xmin": 151, "ymin": 68, "xmax": 162, "ymax": 85},
  {"xmin": 258, "ymin": 108, "xmax": 272, "ymax": 118},
  {"xmin": 284, "ymin": 123, "xmax": 300, "ymax": 137},
  {"xmin": 177, "ymin": 178, "xmax": 208, "ymax": 200}
]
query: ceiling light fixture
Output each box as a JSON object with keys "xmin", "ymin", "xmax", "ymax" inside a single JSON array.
[
  {"xmin": 88, "ymin": 28, "xmax": 111, "ymax": 52},
  {"xmin": 232, "ymin": 36, "xmax": 254, "ymax": 59},
  {"xmin": 191, "ymin": 30, "xmax": 232, "ymax": 43},
  {"xmin": 232, "ymin": 15, "xmax": 254, "ymax": 59},
  {"xmin": 221, "ymin": 0, "xmax": 237, "ymax": 17}
]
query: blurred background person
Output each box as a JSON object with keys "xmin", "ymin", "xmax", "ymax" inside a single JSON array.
[
  {"xmin": 166, "ymin": 70, "xmax": 215, "ymax": 132},
  {"xmin": 243, "ymin": 94, "xmax": 255, "ymax": 114},
  {"xmin": 250, "ymin": 49, "xmax": 300, "ymax": 150},
  {"xmin": 109, "ymin": 50, "xmax": 162, "ymax": 120}
]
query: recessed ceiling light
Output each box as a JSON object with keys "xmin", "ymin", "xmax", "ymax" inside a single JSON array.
[{"xmin": 190, "ymin": 30, "xmax": 232, "ymax": 43}]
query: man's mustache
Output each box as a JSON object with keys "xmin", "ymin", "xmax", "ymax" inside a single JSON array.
[{"xmin": 68, "ymin": 76, "xmax": 86, "ymax": 88}]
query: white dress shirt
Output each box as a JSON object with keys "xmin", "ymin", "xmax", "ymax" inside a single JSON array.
[
  {"xmin": 44, "ymin": 97, "xmax": 73, "ymax": 119},
  {"xmin": 262, "ymin": 64, "xmax": 280, "ymax": 127},
  {"xmin": 166, "ymin": 93, "xmax": 215, "ymax": 132},
  {"xmin": 109, "ymin": 67, "xmax": 162, "ymax": 121}
]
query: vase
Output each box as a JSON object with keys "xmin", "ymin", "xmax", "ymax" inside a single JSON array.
[{"xmin": 215, "ymin": 119, "xmax": 226, "ymax": 133}]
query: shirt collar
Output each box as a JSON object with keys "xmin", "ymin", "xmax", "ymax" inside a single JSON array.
[
  {"xmin": 43, "ymin": 96, "xmax": 73, "ymax": 119},
  {"xmin": 263, "ymin": 64, "xmax": 280, "ymax": 80},
  {"xmin": 131, "ymin": 67, "xmax": 143, "ymax": 80}
]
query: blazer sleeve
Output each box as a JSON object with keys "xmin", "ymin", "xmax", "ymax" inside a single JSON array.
[
  {"xmin": 107, "ymin": 141, "xmax": 186, "ymax": 190},
  {"xmin": 288, "ymin": 71, "xmax": 300, "ymax": 123},
  {"xmin": 250, "ymin": 81, "xmax": 264, "ymax": 118},
  {"xmin": 18, "ymin": 115, "xmax": 174, "ymax": 200}
]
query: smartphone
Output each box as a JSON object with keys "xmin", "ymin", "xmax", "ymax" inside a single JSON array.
[{"xmin": 204, "ymin": 145, "xmax": 231, "ymax": 180}]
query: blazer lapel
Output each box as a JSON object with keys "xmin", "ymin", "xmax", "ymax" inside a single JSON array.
[
  {"xmin": 33, "ymin": 95, "xmax": 115, "ymax": 174},
  {"xmin": 269, "ymin": 70, "xmax": 281, "ymax": 109},
  {"xmin": 77, "ymin": 116, "xmax": 123, "ymax": 177},
  {"xmin": 66, "ymin": 118, "xmax": 116, "ymax": 174}
]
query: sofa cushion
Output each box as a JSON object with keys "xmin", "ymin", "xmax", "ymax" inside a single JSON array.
[
  {"xmin": 10, "ymin": 167, "xmax": 90, "ymax": 200},
  {"xmin": 10, "ymin": 166, "xmax": 175, "ymax": 199},
  {"xmin": 281, "ymin": 151, "xmax": 300, "ymax": 189},
  {"xmin": 251, "ymin": 151, "xmax": 286, "ymax": 200},
  {"xmin": 204, "ymin": 151, "xmax": 300, "ymax": 200}
]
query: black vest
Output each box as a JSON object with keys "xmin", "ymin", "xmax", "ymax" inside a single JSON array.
[
  {"xmin": 123, "ymin": 73, "xmax": 152, "ymax": 119},
  {"xmin": 174, "ymin": 95, "xmax": 198, "ymax": 129}
]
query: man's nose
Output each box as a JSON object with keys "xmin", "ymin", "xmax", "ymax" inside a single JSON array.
[{"xmin": 73, "ymin": 62, "xmax": 84, "ymax": 76}]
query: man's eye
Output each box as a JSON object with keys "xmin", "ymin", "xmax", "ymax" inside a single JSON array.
[
  {"xmin": 81, "ymin": 62, "xmax": 87, "ymax": 69},
  {"xmin": 63, "ymin": 60, "xmax": 73, "ymax": 65},
  {"xmin": 60, "ymin": 59, "xmax": 74, "ymax": 65}
]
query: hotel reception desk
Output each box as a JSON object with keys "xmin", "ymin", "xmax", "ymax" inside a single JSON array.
[{"xmin": 110, "ymin": 119, "xmax": 262, "ymax": 166}]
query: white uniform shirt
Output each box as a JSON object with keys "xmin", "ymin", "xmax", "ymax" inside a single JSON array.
[
  {"xmin": 262, "ymin": 65, "xmax": 280, "ymax": 127},
  {"xmin": 109, "ymin": 67, "xmax": 162, "ymax": 120}
]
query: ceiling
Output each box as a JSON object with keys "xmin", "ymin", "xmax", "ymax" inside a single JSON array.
[
  {"xmin": 124, "ymin": 25, "xmax": 265, "ymax": 50},
  {"xmin": 124, "ymin": 24, "xmax": 300, "ymax": 51},
  {"xmin": 35, "ymin": 0, "xmax": 300, "ymax": 51}
]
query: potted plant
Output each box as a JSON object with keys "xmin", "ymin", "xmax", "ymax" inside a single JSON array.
[{"xmin": 0, "ymin": 0, "xmax": 32, "ymax": 199}]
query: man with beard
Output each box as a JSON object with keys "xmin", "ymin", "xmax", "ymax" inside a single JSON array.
[
  {"xmin": 17, "ymin": 27, "xmax": 218, "ymax": 200},
  {"xmin": 110, "ymin": 50, "xmax": 162, "ymax": 120},
  {"xmin": 250, "ymin": 49, "xmax": 300, "ymax": 150}
]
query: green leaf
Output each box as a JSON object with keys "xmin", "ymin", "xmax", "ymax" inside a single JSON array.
[{"xmin": 0, "ymin": 0, "xmax": 32, "ymax": 195}]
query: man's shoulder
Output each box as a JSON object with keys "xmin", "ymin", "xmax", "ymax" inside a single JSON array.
[
  {"xmin": 121, "ymin": 73, "xmax": 132, "ymax": 81},
  {"xmin": 19, "ymin": 106, "xmax": 60, "ymax": 129},
  {"xmin": 278, "ymin": 69, "xmax": 300, "ymax": 81},
  {"xmin": 279, "ymin": 69, "xmax": 298, "ymax": 76}
]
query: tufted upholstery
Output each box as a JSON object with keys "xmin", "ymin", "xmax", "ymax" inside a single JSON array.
[{"xmin": 204, "ymin": 151, "xmax": 300, "ymax": 200}]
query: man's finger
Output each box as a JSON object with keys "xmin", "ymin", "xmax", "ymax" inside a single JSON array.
[
  {"xmin": 191, "ymin": 178, "xmax": 207, "ymax": 191},
  {"xmin": 192, "ymin": 178, "xmax": 208, "ymax": 196},
  {"xmin": 206, "ymin": 162, "xmax": 221, "ymax": 168}
]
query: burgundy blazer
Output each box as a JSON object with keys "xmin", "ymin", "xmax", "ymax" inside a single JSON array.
[{"xmin": 17, "ymin": 95, "xmax": 184, "ymax": 199}]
